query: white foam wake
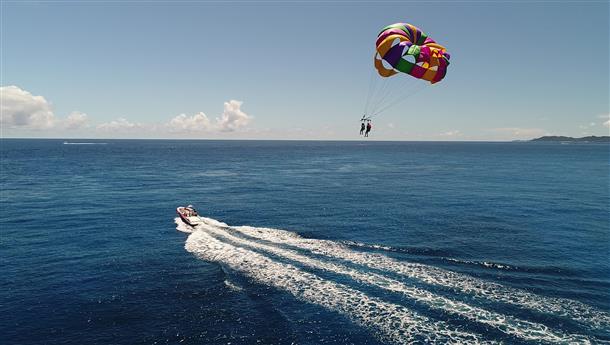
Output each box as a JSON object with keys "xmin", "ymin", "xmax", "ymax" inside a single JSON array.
[
  {"xmin": 185, "ymin": 229, "xmax": 491, "ymax": 344},
  {"xmin": 62, "ymin": 141, "xmax": 107, "ymax": 145},
  {"xmin": 229, "ymin": 223, "xmax": 610, "ymax": 332},
  {"xmin": 179, "ymin": 217, "xmax": 610, "ymax": 343},
  {"xmin": 198, "ymin": 222, "xmax": 591, "ymax": 344},
  {"xmin": 174, "ymin": 218, "xmax": 194, "ymax": 233}
]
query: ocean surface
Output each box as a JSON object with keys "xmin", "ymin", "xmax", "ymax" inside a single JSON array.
[{"xmin": 1, "ymin": 139, "xmax": 609, "ymax": 344}]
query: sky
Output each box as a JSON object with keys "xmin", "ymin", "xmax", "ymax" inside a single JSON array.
[{"xmin": 1, "ymin": 0, "xmax": 609, "ymax": 140}]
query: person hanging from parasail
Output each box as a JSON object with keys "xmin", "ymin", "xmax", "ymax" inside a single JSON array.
[{"xmin": 364, "ymin": 121, "xmax": 372, "ymax": 137}]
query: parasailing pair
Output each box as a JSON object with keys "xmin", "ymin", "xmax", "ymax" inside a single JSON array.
[{"xmin": 362, "ymin": 22, "xmax": 451, "ymax": 136}]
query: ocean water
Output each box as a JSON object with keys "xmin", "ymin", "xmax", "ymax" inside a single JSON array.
[{"xmin": 1, "ymin": 139, "xmax": 609, "ymax": 344}]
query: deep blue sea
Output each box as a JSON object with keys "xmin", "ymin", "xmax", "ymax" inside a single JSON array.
[{"xmin": 1, "ymin": 139, "xmax": 609, "ymax": 344}]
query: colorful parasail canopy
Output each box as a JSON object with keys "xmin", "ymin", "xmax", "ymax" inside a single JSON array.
[{"xmin": 375, "ymin": 23, "xmax": 450, "ymax": 84}]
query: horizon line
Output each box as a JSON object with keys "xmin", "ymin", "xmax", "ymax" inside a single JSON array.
[{"xmin": 2, "ymin": 136, "xmax": 606, "ymax": 142}]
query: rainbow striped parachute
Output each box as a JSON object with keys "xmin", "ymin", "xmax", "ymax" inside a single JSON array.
[{"xmin": 375, "ymin": 23, "xmax": 450, "ymax": 84}]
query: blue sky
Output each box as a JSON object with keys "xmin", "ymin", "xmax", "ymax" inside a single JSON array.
[{"xmin": 1, "ymin": 1, "xmax": 608, "ymax": 140}]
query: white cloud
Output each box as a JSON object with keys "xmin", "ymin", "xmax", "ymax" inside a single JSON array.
[
  {"xmin": 63, "ymin": 111, "xmax": 89, "ymax": 129},
  {"xmin": 168, "ymin": 112, "xmax": 212, "ymax": 132},
  {"xmin": 97, "ymin": 118, "xmax": 140, "ymax": 132},
  {"xmin": 440, "ymin": 130, "xmax": 461, "ymax": 137},
  {"xmin": 604, "ymin": 120, "xmax": 610, "ymax": 129},
  {"xmin": 1, "ymin": 90, "xmax": 252, "ymax": 137},
  {"xmin": 0, "ymin": 86, "xmax": 91, "ymax": 133},
  {"xmin": 167, "ymin": 100, "xmax": 252, "ymax": 134},
  {"xmin": 216, "ymin": 100, "xmax": 252, "ymax": 132},
  {"xmin": 1, "ymin": 85, "xmax": 55, "ymax": 129}
]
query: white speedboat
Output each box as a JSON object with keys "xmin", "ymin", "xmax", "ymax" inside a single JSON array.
[{"xmin": 176, "ymin": 205, "xmax": 204, "ymax": 227}]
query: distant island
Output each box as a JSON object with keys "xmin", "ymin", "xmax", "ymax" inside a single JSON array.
[{"xmin": 531, "ymin": 136, "xmax": 610, "ymax": 143}]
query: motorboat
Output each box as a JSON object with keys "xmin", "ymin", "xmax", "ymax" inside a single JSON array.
[{"xmin": 177, "ymin": 205, "xmax": 204, "ymax": 227}]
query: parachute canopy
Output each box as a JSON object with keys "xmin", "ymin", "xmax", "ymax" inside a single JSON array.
[{"xmin": 375, "ymin": 23, "xmax": 450, "ymax": 84}]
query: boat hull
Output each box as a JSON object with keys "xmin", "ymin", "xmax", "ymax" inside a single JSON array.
[{"xmin": 176, "ymin": 206, "xmax": 203, "ymax": 227}]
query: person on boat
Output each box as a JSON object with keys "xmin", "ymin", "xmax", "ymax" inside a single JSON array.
[
  {"xmin": 365, "ymin": 121, "xmax": 372, "ymax": 137},
  {"xmin": 360, "ymin": 121, "xmax": 366, "ymax": 135},
  {"xmin": 186, "ymin": 205, "xmax": 197, "ymax": 216}
]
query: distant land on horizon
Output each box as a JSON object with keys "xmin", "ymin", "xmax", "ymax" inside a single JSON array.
[{"xmin": 530, "ymin": 136, "xmax": 610, "ymax": 143}]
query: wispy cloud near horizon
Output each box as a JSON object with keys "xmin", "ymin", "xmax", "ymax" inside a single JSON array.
[
  {"xmin": 169, "ymin": 112, "xmax": 212, "ymax": 132},
  {"xmin": 97, "ymin": 118, "xmax": 142, "ymax": 132},
  {"xmin": 64, "ymin": 111, "xmax": 90, "ymax": 130}
]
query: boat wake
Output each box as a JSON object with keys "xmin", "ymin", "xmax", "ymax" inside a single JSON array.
[
  {"xmin": 178, "ymin": 217, "xmax": 610, "ymax": 344},
  {"xmin": 63, "ymin": 141, "xmax": 107, "ymax": 145}
]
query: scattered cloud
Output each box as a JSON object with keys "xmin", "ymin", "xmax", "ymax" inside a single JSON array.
[
  {"xmin": 0, "ymin": 86, "xmax": 91, "ymax": 132},
  {"xmin": 0, "ymin": 88, "xmax": 252, "ymax": 137},
  {"xmin": 167, "ymin": 100, "xmax": 252, "ymax": 134},
  {"xmin": 168, "ymin": 112, "xmax": 212, "ymax": 132},
  {"xmin": 63, "ymin": 111, "xmax": 89, "ymax": 129},
  {"xmin": 90, "ymin": 100, "xmax": 252, "ymax": 137},
  {"xmin": 0, "ymin": 85, "xmax": 56, "ymax": 129},
  {"xmin": 97, "ymin": 118, "xmax": 141, "ymax": 132},
  {"xmin": 440, "ymin": 130, "xmax": 461, "ymax": 137},
  {"xmin": 216, "ymin": 100, "xmax": 252, "ymax": 132}
]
